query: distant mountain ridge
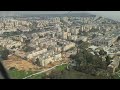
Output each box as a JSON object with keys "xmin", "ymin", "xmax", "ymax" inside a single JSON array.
[
  {"xmin": 22, "ymin": 12, "xmax": 96, "ymax": 17},
  {"xmin": 0, "ymin": 12, "xmax": 95, "ymax": 17},
  {"xmin": 0, "ymin": 12, "xmax": 119, "ymax": 23}
]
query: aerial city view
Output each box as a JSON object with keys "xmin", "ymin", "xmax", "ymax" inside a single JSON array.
[{"xmin": 0, "ymin": 11, "xmax": 120, "ymax": 79}]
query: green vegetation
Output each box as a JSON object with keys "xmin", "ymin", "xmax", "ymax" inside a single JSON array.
[
  {"xmin": 27, "ymin": 64, "xmax": 67, "ymax": 79},
  {"xmin": 8, "ymin": 69, "xmax": 35, "ymax": 79},
  {"xmin": 55, "ymin": 64, "xmax": 67, "ymax": 71},
  {"xmin": 28, "ymin": 73, "xmax": 46, "ymax": 79},
  {"xmin": 90, "ymin": 28, "xmax": 99, "ymax": 32},
  {"xmin": 42, "ymin": 68, "xmax": 110, "ymax": 79},
  {"xmin": 7, "ymin": 64, "xmax": 67, "ymax": 79},
  {"xmin": 99, "ymin": 49, "xmax": 107, "ymax": 56},
  {"xmin": 113, "ymin": 70, "xmax": 120, "ymax": 79},
  {"xmin": 68, "ymin": 41, "xmax": 119, "ymax": 79},
  {"xmin": 3, "ymin": 31, "xmax": 22, "ymax": 37},
  {"xmin": 6, "ymin": 41, "xmax": 119, "ymax": 79},
  {"xmin": 77, "ymin": 40, "xmax": 89, "ymax": 49},
  {"xmin": 0, "ymin": 46, "xmax": 9, "ymax": 60},
  {"xmin": 79, "ymin": 31, "xmax": 88, "ymax": 36},
  {"xmin": 0, "ymin": 46, "xmax": 4, "ymax": 50},
  {"xmin": 23, "ymin": 46, "xmax": 35, "ymax": 52}
]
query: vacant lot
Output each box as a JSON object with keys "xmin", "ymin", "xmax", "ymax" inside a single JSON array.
[{"xmin": 2, "ymin": 55, "xmax": 40, "ymax": 71}]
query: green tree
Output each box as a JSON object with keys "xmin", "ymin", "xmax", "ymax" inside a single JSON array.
[
  {"xmin": 23, "ymin": 46, "xmax": 35, "ymax": 52},
  {"xmin": 78, "ymin": 41, "xmax": 89, "ymax": 49},
  {"xmin": 91, "ymin": 55, "xmax": 102, "ymax": 68},
  {"xmin": 105, "ymin": 55, "xmax": 111, "ymax": 65},
  {"xmin": 99, "ymin": 49, "xmax": 107, "ymax": 56},
  {"xmin": 70, "ymin": 39, "xmax": 113, "ymax": 78},
  {"xmin": 0, "ymin": 49, "xmax": 9, "ymax": 60},
  {"xmin": 11, "ymin": 46, "xmax": 15, "ymax": 49},
  {"xmin": 92, "ymin": 34, "xmax": 96, "ymax": 39}
]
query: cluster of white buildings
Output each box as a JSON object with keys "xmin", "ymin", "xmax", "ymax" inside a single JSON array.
[
  {"xmin": 1, "ymin": 15, "xmax": 120, "ymax": 69},
  {"xmin": 91, "ymin": 36, "xmax": 116, "ymax": 47},
  {"xmin": 0, "ymin": 18, "xmax": 32, "ymax": 34},
  {"xmin": 0, "ymin": 29, "xmax": 76, "ymax": 67},
  {"xmin": 0, "ymin": 37, "xmax": 22, "ymax": 50},
  {"xmin": 26, "ymin": 37, "xmax": 75, "ymax": 66}
]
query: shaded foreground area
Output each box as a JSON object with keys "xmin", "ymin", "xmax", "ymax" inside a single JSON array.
[
  {"xmin": 8, "ymin": 70, "xmax": 34, "ymax": 79},
  {"xmin": 7, "ymin": 64, "xmax": 119, "ymax": 79},
  {"xmin": 40, "ymin": 65, "xmax": 119, "ymax": 79},
  {"xmin": 45, "ymin": 70, "xmax": 108, "ymax": 79}
]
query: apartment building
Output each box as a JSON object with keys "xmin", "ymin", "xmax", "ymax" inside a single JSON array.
[
  {"xmin": 62, "ymin": 42, "xmax": 75, "ymax": 51},
  {"xmin": 92, "ymin": 36, "xmax": 116, "ymax": 47},
  {"xmin": 33, "ymin": 50, "xmax": 62, "ymax": 67},
  {"xmin": 27, "ymin": 48, "xmax": 47, "ymax": 59}
]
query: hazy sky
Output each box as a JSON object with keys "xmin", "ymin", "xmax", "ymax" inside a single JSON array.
[
  {"xmin": 0, "ymin": 11, "xmax": 120, "ymax": 21},
  {"xmin": 89, "ymin": 11, "xmax": 120, "ymax": 21}
]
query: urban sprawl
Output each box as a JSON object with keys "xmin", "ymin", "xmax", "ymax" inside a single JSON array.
[{"xmin": 0, "ymin": 15, "xmax": 120, "ymax": 74}]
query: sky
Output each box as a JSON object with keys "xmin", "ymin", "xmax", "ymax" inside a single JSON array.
[
  {"xmin": 0, "ymin": 11, "xmax": 120, "ymax": 21},
  {"xmin": 88, "ymin": 11, "xmax": 120, "ymax": 21}
]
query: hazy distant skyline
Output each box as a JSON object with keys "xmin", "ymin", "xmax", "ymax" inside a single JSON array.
[
  {"xmin": 89, "ymin": 11, "xmax": 120, "ymax": 21},
  {"xmin": 0, "ymin": 11, "xmax": 120, "ymax": 21}
]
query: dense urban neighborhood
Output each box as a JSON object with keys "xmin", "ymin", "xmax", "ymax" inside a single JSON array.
[{"xmin": 1, "ymin": 12, "xmax": 120, "ymax": 79}]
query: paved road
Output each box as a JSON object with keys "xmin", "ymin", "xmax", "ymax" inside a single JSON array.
[{"xmin": 22, "ymin": 63, "xmax": 68, "ymax": 79}]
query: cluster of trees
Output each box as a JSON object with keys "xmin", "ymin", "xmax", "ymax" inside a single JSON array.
[
  {"xmin": 90, "ymin": 28, "xmax": 99, "ymax": 32},
  {"xmin": 22, "ymin": 46, "xmax": 35, "ymax": 52},
  {"xmin": 77, "ymin": 40, "xmax": 90, "ymax": 49},
  {"xmin": 92, "ymin": 34, "xmax": 96, "ymax": 39},
  {"xmin": 0, "ymin": 46, "xmax": 9, "ymax": 60},
  {"xmin": 3, "ymin": 31, "xmax": 22, "ymax": 36},
  {"xmin": 79, "ymin": 31, "xmax": 88, "ymax": 36},
  {"xmin": 70, "ymin": 42, "xmax": 113, "ymax": 78}
]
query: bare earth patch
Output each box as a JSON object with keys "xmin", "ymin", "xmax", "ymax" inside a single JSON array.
[{"xmin": 2, "ymin": 55, "xmax": 40, "ymax": 71}]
